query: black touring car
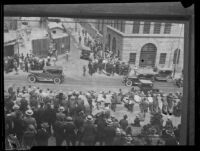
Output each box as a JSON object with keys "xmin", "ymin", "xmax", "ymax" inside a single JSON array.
[{"xmin": 27, "ymin": 66, "xmax": 64, "ymax": 84}]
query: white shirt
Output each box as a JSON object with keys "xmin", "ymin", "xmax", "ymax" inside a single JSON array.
[
  {"xmin": 148, "ymin": 97, "xmax": 153, "ymax": 103},
  {"xmin": 134, "ymin": 95, "xmax": 141, "ymax": 103}
]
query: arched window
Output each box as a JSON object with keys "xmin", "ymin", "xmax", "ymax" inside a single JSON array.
[
  {"xmin": 173, "ymin": 49, "xmax": 180, "ymax": 64},
  {"xmin": 112, "ymin": 37, "xmax": 116, "ymax": 54},
  {"xmin": 139, "ymin": 43, "xmax": 157, "ymax": 67}
]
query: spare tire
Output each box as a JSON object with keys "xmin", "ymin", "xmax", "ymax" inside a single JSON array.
[{"xmin": 125, "ymin": 80, "xmax": 132, "ymax": 86}]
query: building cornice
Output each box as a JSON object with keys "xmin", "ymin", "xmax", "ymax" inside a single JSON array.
[{"xmin": 107, "ymin": 25, "xmax": 184, "ymax": 39}]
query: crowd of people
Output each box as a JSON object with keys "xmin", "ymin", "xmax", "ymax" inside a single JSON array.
[
  {"xmin": 4, "ymin": 84, "xmax": 182, "ymax": 149},
  {"xmin": 4, "ymin": 52, "xmax": 57, "ymax": 74}
]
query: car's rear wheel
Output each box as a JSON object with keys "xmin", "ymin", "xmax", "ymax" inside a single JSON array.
[
  {"xmin": 126, "ymin": 80, "xmax": 132, "ymax": 86},
  {"xmin": 54, "ymin": 78, "xmax": 61, "ymax": 84},
  {"xmin": 28, "ymin": 75, "xmax": 36, "ymax": 83}
]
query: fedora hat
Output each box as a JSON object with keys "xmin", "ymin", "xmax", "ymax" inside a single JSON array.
[
  {"xmin": 86, "ymin": 115, "xmax": 93, "ymax": 121},
  {"xmin": 58, "ymin": 106, "xmax": 65, "ymax": 112},
  {"xmin": 25, "ymin": 109, "xmax": 33, "ymax": 116}
]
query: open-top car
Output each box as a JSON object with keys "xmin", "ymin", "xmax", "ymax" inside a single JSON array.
[
  {"xmin": 122, "ymin": 70, "xmax": 141, "ymax": 86},
  {"xmin": 27, "ymin": 66, "xmax": 64, "ymax": 84},
  {"xmin": 135, "ymin": 69, "xmax": 157, "ymax": 81},
  {"xmin": 138, "ymin": 79, "xmax": 154, "ymax": 94},
  {"xmin": 154, "ymin": 68, "xmax": 173, "ymax": 81}
]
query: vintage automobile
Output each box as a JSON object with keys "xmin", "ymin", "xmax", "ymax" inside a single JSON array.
[
  {"xmin": 122, "ymin": 70, "xmax": 141, "ymax": 86},
  {"xmin": 138, "ymin": 79, "xmax": 154, "ymax": 94},
  {"xmin": 135, "ymin": 69, "xmax": 157, "ymax": 81},
  {"xmin": 80, "ymin": 45, "xmax": 92, "ymax": 60},
  {"xmin": 27, "ymin": 66, "xmax": 64, "ymax": 84},
  {"xmin": 154, "ymin": 68, "xmax": 173, "ymax": 81}
]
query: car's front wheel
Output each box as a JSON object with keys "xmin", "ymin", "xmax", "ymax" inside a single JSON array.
[
  {"xmin": 125, "ymin": 80, "xmax": 132, "ymax": 86},
  {"xmin": 54, "ymin": 77, "xmax": 61, "ymax": 84},
  {"xmin": 28, "ymin": 75, "xmax": 36, "ymax": 83}
]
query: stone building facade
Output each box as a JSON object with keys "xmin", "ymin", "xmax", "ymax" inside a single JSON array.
[{"xmin": 95, "ymin": 20, "xmax": 184, "ymax": 72}]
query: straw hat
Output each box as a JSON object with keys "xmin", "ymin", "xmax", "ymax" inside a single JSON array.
[
  {"xmin": 125, "ymin": 134, "xmax": 133, "ymax": 142},
  {"xmin": 71, "ymin": 95, "xmax": 76, "ymax": 99},
  {"xmin": 86, "ymin": 115, "xmax": 93, "ymax": 122},
  {"xmin": 12, "ymin": 104, "xmax": 20, "ymax": 110},
  {"xmin": 58, "ymin": 106, "xmax": 65, "ymax": 112},
  {"xmin": 68, "ymin": 91, "xmax": 73, "ymax": 96},
  {"xmin": 25, "ymin": 109, "xmax": 33, "ymax": 116},
  {"xmin": 116, "ymin": 128, "xmax": 121, "ymax": 135},
  {"xmin": 106, "ymin": 118, "xmax": 113, "ymax": 126},
  {"xmin": 66, "ymin": 116, "xmax": 73, "ymax": 121}
]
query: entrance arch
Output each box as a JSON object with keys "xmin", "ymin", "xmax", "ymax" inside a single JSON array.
[
  {"xmin": 112, "ymin": 37, "xmax": 116, "ymax": 54},
  {"xmin": 139, "ymin": 43, "xmax": 157, "ymax": 67}
]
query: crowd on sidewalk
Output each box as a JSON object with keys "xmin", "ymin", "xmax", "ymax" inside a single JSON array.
[
  {"xmin": 4, "ymin": 51, "xmax": 57, "ymax": 74},
  {"xmin": 4, "ymin": 84, "xmax": 182, "ymax": 149}
]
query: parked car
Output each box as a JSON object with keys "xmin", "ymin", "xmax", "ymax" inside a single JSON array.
[
  {"xmin": 136, "ymin": 69, "xmax": 156, "ymax": 81},
  {"xmin": 27, "ymin": 66, "xmax": 64, "ymax": 84},
  {"xmin": 80, "ymin": 45, "xmax": 92, "ymax": 60},
  {"xmin": 122, "ymin": 70, "xmax": 141, "ymax": 86},
  {"xmin": 138, "ymin": 79, "xmax": 154, "ymax": 94},
  {"xmin": 154, "ymin": 68, "xmax": 173, "ymax": 82}
]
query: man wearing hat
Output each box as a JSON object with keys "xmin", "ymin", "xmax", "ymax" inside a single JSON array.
[
  {"xmin": 104, "ymin": 118, "xmax": 116, "ymax": 145},
  {"xmin": 81, "ymin": 115, "xmax": 96, "ymax": 146},
  {"xmin": 112, "ymin": 128, "xmax": 123, "ymax": 146},
  {"xmin": 74, "ymin": 111, "xmax": 85, "ymax": 145},
  {"xmin": 35, "ymin": 122, "xmax": 50, "ymax": 146},
  {"xmin": 23, "ymin": 109, "xmax": 37, "ymax": 129},
  {"xmin": 119, "ymin": 115, "xmax": 129, "ymax": 131},
  {"xmin": 56, "ymin": 106, "xmax": 66, "ymax": 121},
  {"xmin": 123, "ymin": 134, "xmax": 133, "ymax": 146},
  {"xmin": 68, "ymin": 95, "xmax": 77, "ymax": 116},
  {"xmin": 94, "ymin": 113, "xmax": 107, "ymax": 146},
  {"xmin": 63, "ymin": 116, "xmax": 76, "ymax": 146}
]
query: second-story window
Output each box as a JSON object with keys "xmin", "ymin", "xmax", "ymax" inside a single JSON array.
[
  {"xmin": 153, "ymin": 22, "xmax": 161, "ymax": 34},
  {"xmin": 164, "ymin": 23, "xmax": 172, "ymax": 34},
  {"xmin": 120, "ymin": 21, "xmax": 125, "ymax": 33},
  {"xmin": 114, "ymin": 20, "xmax": 117, "ymax": 29},
  {"xmin": 132, "ymin": 21, "xmax": 140, "ymax": 34},
  {"xmin": 143, "ymin": 21, "xmax": 151, "ymax": 34}
]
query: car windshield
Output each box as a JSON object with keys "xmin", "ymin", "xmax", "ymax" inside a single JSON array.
[{"xmin": 158, "ymin": 70, "xmax": 172, "ymax": 75}]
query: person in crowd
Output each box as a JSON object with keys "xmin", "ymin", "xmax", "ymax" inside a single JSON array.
[
  {"xmin": 119, "ymin": 115, "xmax": 129, "ymax": 132},
  {"xmin": 35, "ymin": 122, "xmax": 50, "ymax": 146},
  {"xmin": 104, "ymin": 118, "xmax": 116, "ymax": 145},
  {"xmin": 53, "ymin": 115, "xmax": 65, "ymax": 146},
  {"xmin": 22, "ymin": 124, "xmax": 37, "ymax": 149},
  {"xmin": 94, "ymin": 113, "xmax": 106, "ymax": 146},
  {"xmin": 112, "ymin": 128, "xmax": 123, "ymax": 146},
  {"xmin": 79, "ymin": 36, "xmax": 82, "ymax": 45},
  {"xmin": 23, "ymin": 109, "xmax": 37, "ymax": 130},
  {"xmin": 83, "ymin": 65, "xmax": 86, "ymax": 77},
  {"xmin": 81, "ymin": 115, "xmax": 96, "ymax": 146},
  {"xmin": 63, "ymin": 116, "xmax": 76, "ymax": 146}
]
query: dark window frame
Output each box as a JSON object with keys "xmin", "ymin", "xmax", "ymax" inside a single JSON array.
[
  {"xmin": 153, "ymin": 22, "xmax": 161, "ymax": 34},
  {"xmin": 132, "ymin": 21, "xmax": 140, "ymax": 34},
  {"xmin": 143, "ymin": 21, "xmax": 151, "ymax": 34},
  {"xmin": 129, "ymin": 53, "xmax": 137, "ymax": 64},
  {"xmin": 164, "ymin": 23, "xmax": 172, "ymax": 34},
  {"xmin": 159, "ymin": 53, "xmax": 167, "ymax": 64}
]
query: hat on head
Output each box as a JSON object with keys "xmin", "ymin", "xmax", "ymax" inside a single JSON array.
[
  {"xmin": 71, "ymin": 95, "xmax": 76, "ymax": 99},
  {"xmin": 58, "ymin": 106, "xmax": 65, "ymax": 112},
  {"xmin": 25, "ymin": 109, "xmax": 33, "ymax": 116},
  {"xmin": 106, "ymin": 118, "xmax": 113, "ymax": 126},
  {"xmin": 86, "ymin": 115, "xmax": 93, "ymax": 121},
  {"xmin": 125, "ymin": 134, "xmax": 133, "ymax": 142},
  {"xmin": 116, "ymin": 128, "xmax": 121, "ymax": 135},
  {"xmin": 28, "ymin": 124, "xmax": 35, "ymax": 130},
  {"xmin": 13, "ymin": 104, "xmax": 20, "ymax": 110},
  {"xmin": 66, "ymin": 116, "xmax": 73, "ymax": 121},
  {"xmin": 41, "ymin": 122, "xmax": 49, "ymax": 128},
  {"xmin": 68, "ymin": 91, "xmax": 73, "ymax": 96}
]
